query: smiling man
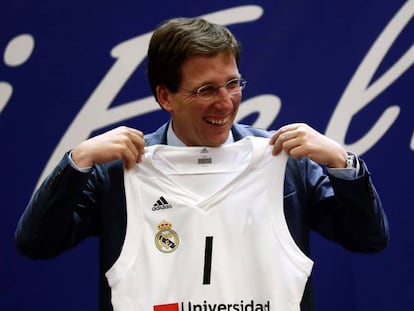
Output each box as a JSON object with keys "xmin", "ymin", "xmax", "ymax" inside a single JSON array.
[
  {"xmin": 157, "ymin": 52, "xmax": 241, "ymax": 147},
  {"xmin": 15, "ymin": 17, "xmax": 389, "ymax": 311}
]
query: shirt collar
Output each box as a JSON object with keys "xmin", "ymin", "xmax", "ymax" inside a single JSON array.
[{"xmin": 167, "ymin": 121, "xmax": 234, "ymax": 146}]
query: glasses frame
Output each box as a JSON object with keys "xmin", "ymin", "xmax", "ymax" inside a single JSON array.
[{"xmin": 179, "ymin": 78, "xmax": 247, "ymax": 100}]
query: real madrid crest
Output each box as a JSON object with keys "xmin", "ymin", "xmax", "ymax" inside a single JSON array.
[{"xmin": 155, "ymin": 220, "xmax": 180, "ymax": 253}]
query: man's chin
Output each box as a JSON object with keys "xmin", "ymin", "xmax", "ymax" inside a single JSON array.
[{"xmin": 204, "ymin": 135, "xmax": 229, "ymax": 147}]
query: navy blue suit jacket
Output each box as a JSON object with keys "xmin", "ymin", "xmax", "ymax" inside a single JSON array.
[{"xmin": 15, "ymin": 123, "xmax": 389, "ymax": 311}]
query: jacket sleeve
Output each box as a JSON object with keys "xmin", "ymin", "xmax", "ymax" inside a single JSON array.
[
  {"xmin": 234, "ymin": 123, "xmax": 389, "ymax": 254},
  {"xmin": 307, "ymin": 157, "xmax": 389, "ymax": 253},
  {"xmin": 14, "ymin": 153, "xmax": 102, "ymax": 259}
]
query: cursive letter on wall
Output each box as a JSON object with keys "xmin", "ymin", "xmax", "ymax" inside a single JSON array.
[
  {"xmin": 325, "ymin": 1, "xmax": 414, "ymax": 155},
  {"xmin": 35, "ymin": 6, "xmax": 266, "ymax": 188}
]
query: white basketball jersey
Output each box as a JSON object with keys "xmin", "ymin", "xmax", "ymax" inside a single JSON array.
[{"xmin": 106, "ymin": 136, "xmax": 313, "ymax": 311}]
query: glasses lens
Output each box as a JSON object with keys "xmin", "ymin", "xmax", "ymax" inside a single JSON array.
[
  {"xmin": 226, "ymin": 79, "xmax": 241, "ymax": 92},
  {"xmin": 197, "ymin": 85, "xmax": 216, "ymax": 99},
  {"xmin": 226, "ymin": 78, "xmax": 247, "ymax": 95},
  {"xmin": 194, "ymin": 78, "xmax": 247, "ymax": 99}
]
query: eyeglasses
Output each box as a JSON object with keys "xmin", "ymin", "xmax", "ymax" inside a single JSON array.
[{"xmin": 180, "ymin": 78, "xmax": 247, "ymax": 100}]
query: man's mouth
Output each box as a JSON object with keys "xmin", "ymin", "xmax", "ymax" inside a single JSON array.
[{"xmin": 204, "ymin": 117, "xmax": 229, "ymax": 126}]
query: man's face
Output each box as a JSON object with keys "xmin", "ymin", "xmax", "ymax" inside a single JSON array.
[{"xmin": 157, "ymin": 52, "xmax": 242, "ymax": 147}]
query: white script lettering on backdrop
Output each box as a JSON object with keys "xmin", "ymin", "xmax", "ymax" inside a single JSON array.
[
  {"xmin": 33, "ymin": 5, "xmax": 281, "ymax": 188},
  {"xmin": 1, "ymin": 34, "xmax": 35, "ymax": 113},
  {"xmin": 325, "ymin": 0, "xmax": 414, "ymax": 154},
  {"xmin": 0, "ymin": 4, "xmax": 411, "ymax": 189}
]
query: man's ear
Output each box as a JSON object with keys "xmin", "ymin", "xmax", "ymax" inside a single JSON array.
[{"xmin": 156, "ymin": 85, "xmax": 173, "ymax": 111}]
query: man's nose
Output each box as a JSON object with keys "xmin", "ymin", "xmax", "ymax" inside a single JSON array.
[
  {"xmin": 213, "ymin": 87, "xmax": 234, "ymax": 108},
  {"xmin": 216, "ymin": 86, "xmax": 232, "ymax": 99}
]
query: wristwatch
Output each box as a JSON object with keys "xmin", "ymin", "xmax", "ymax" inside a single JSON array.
[{"xmin": 345, "ymin": 152, "xmax": 357, "ymax": 168}]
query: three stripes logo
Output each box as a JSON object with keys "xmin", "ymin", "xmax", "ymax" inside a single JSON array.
[{"xmin": 152, "ymin": 196, "xmax": 173, "ymax": 211}]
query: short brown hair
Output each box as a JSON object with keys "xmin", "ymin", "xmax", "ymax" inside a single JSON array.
[{"xmin": 147, "ymin": 17, "xmax": 241, "ymax": 102}]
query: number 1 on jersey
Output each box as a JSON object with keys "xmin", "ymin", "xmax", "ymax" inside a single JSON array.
[{"xmin": 203, "ymin": 236, "xmax": 213, "ymax": 285}]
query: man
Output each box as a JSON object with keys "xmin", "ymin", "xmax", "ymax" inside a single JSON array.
[{"xmin": 15, "ymin": 17, "xmax": 389, "ymax": 310}]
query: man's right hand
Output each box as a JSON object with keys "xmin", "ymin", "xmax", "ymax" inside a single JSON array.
[{"xmin": 71, "ymin": 126, "xmax": 145, "ymax": 169}]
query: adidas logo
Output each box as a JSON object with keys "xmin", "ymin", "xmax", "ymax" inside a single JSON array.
[
  {"xmin": 152, "ymin": 196, "xmax": 173, "ymax": 211},
  {"xmin": 198, "ymin": 147, "xmax": 212, "ymax": 164}
]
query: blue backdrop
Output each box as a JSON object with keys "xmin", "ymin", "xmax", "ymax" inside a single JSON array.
[{"xmin": 1, "ymin": 1, "xmax": 413, "ymax": 310}]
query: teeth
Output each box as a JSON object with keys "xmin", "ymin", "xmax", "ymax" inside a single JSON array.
[
  {"xmin": 207, "ymin": 118, "xmax": 227, "ymax": 125},
  {"xmin": 211, "ymin": 120, "xmax": 224, "ymax": 125}
]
